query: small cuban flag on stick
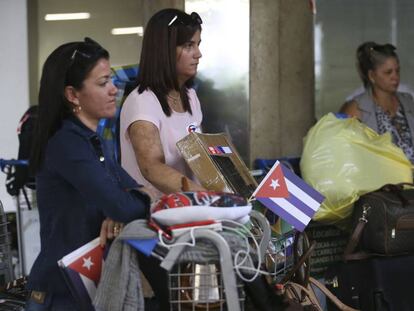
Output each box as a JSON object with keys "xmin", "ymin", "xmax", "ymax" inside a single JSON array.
[
  {"xmin": 58, "ymin": 237, "xmax": 105, "ymax": 309},
  {"xmin": 251, "ymin": 161, "xmax": 324, "ymax": 232}
]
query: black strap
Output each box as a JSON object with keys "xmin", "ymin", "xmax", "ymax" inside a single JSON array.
[
  {"xmin": 343, "ymin": 203, "xmax": 372, "ymax": 261},
  {"xmin": 380, "ymin": 183, "xmax": 410, "ymax": 207},
  {"xmin": 343, "ymin": 217, "xmax": 372, "ymax": 261}
]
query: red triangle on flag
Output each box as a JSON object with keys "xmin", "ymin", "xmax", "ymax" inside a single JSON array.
[
  {"xmin": 254, "ymin": 162, "xmax": 289, "ymax": 198},
  {"xmin": 68, "ymin": 245, "xmax": 103, "ymax": 284}
]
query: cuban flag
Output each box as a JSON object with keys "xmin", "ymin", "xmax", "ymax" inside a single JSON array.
[
  {"xmin": 58, "ymin": 238, "xmax": 105, "ymax": 310},
  {"xmin": 208, "ymin": 146, "xmax": 232, "ymax": 155},
  {"xmin": 252, "ymin": 161, "xmax": 324, "ymax": 232},
  {"xmin": 216, "ymin": 146, "xmax": 232, "ymax": 154},
  {"xmin": 208, "ymin": 146, "xmax": 218, "ymax": 154}
]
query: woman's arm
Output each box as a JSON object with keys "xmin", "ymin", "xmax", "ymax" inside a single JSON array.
[
  {"xmin": 339, "ymin": 100, "xmax": 361, "ymax": 119},
  {"xmin": 128, "ymin": 120, "xmax": 204, "ymax": 194}
]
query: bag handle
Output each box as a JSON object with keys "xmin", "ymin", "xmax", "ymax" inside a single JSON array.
[
  {"xmin": 284, "ymin": 281, "xmax": 324, "ymax": 311},
  {"xmin": 381, "ymin": 182, "xmax": 414, "ymax": 189},
  {"xmin": 379, "ymin": 183, "xmax": 413, "ymax": 206},
  {"xmin": 343, "ymin": 204, "xmax": 371, "ymax": 261},
  {"xmin": 308, "ymin": 277, "xmax": 359, "ymax": 311},
  {"xmin": 284, "ymin": 278, "xmax": 359, "ymax": 311}
]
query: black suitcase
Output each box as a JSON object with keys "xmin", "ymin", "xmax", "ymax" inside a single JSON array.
[{"xmin": 325, "ymin": 254, "xmax": 414, "ymax": 311}]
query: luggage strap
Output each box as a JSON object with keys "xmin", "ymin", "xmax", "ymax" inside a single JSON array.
[
  {"xmin": 343, "ymin": 204, "xmax": 371, "ymax": 261},
  {"xmin": 308, "ymin": 277, "xmax": 359, "ymax": 311}
]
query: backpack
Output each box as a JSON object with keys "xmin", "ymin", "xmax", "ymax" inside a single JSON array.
[{"xmin": 5, "ymin": 106, "xmax": 38, "ymax": 196}]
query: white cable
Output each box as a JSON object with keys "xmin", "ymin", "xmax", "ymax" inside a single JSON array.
[
  {"xmin": 157, "ymin": 227, "xmax": 196, "ymax": 248},
  {"xmin": 221, "ymin": 219, "xmax": 265, "ymax": 282},
  {"xmin": 155, "ymin": 219, "xmax": 276, "ymax": 282}
]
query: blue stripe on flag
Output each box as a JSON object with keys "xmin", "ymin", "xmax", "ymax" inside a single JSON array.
[
  {"xmin": 257, "ymin": 197, "xmax": 307, "ymax": 232},
  {"xmin": 281, "ymin": 164, "xmax": 324, "ymax": 203},
  {"xmin": 285, "ymin": 192, "xmax": 316, "ymax": 218},
  {"xmin": 285, "ymin": 178, "xmax": 321, "ymax": 212},
  {"xmin": 222, "ymin": 146, "xmax": 232, "ymax": 153},
  {"xmin": 66, "ymin": 267, "xmax": 94, "ymax": 303}
]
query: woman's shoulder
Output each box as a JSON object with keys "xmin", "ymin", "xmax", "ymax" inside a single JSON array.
[
  {"xmin": 122, "ymin": 88, "xmax": 162, "ymax": 116},
  {"xmin": 397, "ymin": 91, "xmax": 414, "ymax": 102},
  {"xmin": 123, "ymin": 88, "xmax": 159, "ymax": 108},
  {"xmin": 351, "ymin": 90, "xmax": 370, "ymax": 102},
  {"xmin": 46, "ymin": 124, "xmax": 90, "ymax": 162},
  {"xmin": 124, "ymin": 87, "xmax": 153, "ymax": 102},
  {"xmin": 51, "ymin": 120, "xmax": 90, "ymax": 144}
]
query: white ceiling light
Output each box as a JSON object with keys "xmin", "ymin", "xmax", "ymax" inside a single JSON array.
[
  {"xmin": 111, "ymin": 27, "xmax": 144, "ymax": 36},
  {"xmin": 45, "ymin": 13, "xmax": 91, "ymax": 21}
]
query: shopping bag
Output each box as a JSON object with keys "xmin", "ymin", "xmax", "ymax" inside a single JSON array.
[{"xmin": 300, "ymin": 113, "xmax": 412, "ymax": 224}]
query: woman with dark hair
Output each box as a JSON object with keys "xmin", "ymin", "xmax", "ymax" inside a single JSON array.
[
  {"xmin": 340, "ymin": 41, "xmax": 414, "ymax": 162},
  {"xmin": 26, "ymin": 38, "xmax": 151, "ymax": 311},
  {"xmin": 120, "ymin": 8, "xmax": 205, "ymax": 199}
]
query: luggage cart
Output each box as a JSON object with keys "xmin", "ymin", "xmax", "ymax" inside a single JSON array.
[
  {"xmin": 264, "ymin": 229, "xmax": 296, "ymax": 284},
  {"xmin": 0, "ymin": 159, "xmax": 36, "ymax": 277},
  {"xmin": 249, "ymin": 209, "xmax": 314, "ymax": 287},
  {"xmin": 159, "ymin": 211, "xmax": 271, "ymax": 311},
  {"xmin": 162, "ymin": 229, "xmax": 244, "ymax": 311},
  {"xmin": 0, "ymin": 200, "xmax": 14, "ymax": 284},
  {"xmin": 264, "ymin": 228, "xmax": 314, "ymax": 287}
]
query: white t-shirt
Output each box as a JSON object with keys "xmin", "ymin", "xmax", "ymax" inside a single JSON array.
[{"xmin": 120, "ymin": 88, "xmax": 203, "ymax": 199}]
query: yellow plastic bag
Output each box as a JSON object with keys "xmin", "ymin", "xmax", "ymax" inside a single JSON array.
[{"xmin": 300, "ymin": 113, "xmax": 413, "ymax": 224}]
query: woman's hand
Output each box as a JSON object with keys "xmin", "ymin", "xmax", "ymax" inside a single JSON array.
[{"xmin": 99, "ymin": 217, "xmax": 124, "ymax": 247}]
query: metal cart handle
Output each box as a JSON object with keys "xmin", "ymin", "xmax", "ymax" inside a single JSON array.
[
  {"xmin": 160, "ymin": 229, "xmax": 241, "ymax": 311},
  {"xmin": 248, "ymin": 210, "xmax": 271, "ymax": 264}
]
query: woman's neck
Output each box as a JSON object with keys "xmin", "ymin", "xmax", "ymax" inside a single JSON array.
[
  {"xmin": 372, "ymin": 88, "xmax": 399, "ymax": 115},
  {"xmin": 167, "ymin": 90, "xmax": 184, "ymax": 112}
]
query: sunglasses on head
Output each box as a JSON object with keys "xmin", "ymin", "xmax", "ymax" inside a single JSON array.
[
  {"xmin": 70, "ymin": 49, "xmax": 91, "ymax": 60},
  {"xmin": 370, "ymin": 43, "xmax": 396, "ymax": 54},
  {"xmin": 70, "ymin": 37, "xmax": 103, "ymax": 61},
  {"xmin": 168, "ymin": 12, "xmax": 202, "ymax": 27}
]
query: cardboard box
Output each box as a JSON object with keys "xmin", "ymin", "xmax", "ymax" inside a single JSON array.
[{"xmin": 176, "ymin": 132, "xmax": 257, "ymax": 198}]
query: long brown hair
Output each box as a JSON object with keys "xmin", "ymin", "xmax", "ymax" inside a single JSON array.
[{"xmin": 137, "ymin": 8, "xmax": 202, "ymax": 116}]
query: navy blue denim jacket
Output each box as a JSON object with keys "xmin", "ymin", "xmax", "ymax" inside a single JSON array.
[{"xmin": 27, "ymin": 117, "xmax": 150, "ymax": 295}]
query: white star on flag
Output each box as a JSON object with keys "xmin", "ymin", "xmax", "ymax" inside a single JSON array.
[
  {"xmin": 270, "ymin": 179, "xmax": 280, "ymax": 190},
  {"xmin": 82, "ymin": 256, "xmax": 94, "ymax": 270}
]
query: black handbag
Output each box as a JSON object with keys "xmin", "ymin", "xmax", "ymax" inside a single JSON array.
[{"xmin": 344, "ymin": 183, "xmax": 414, "ymax": 260}]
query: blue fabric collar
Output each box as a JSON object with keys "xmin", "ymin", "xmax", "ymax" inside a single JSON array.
[{"xmin": 62, "ymin": 116, "xmax": 98, "ymax": 140}]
